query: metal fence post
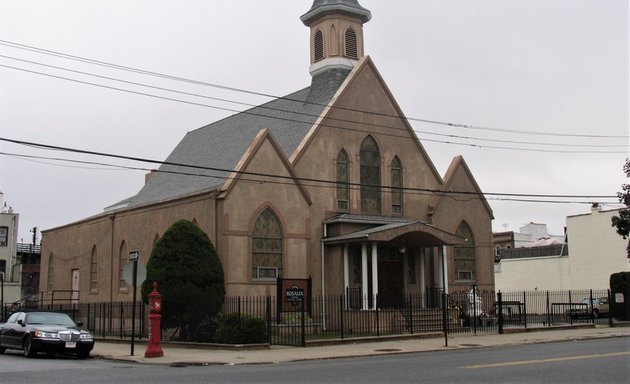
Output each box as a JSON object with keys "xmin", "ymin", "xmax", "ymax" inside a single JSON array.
[
  {"xmin": 340, "ymin": 295, "xmax": 345, "ymax": 339},
  {"xmin": 301, "ymin": 297, "xmax": 306, "ymax": 347},
  {"xmin": 523, "ymin": 291, "xmax": 527, "ymax": 328},
  {"xmin": 441, "ymin": 290, "xmax": 448, "ymax": 347},
  {"xmin": 608, "ymin": 289, "xmax": 613, "ymax": 328},
  {"xmin": 497, "ymin": 291, "xmax": 504, "ymax": 334},
  {"xmin": 546, "ymin": 291, "xmax": 551, "ymax": 326}
]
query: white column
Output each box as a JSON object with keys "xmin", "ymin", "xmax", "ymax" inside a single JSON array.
[
  {"xmin": 361, "ymin": 243, "xmax": 369, "ymax": 310},
  {"xmin": 419, "ymin": 248, "xmax": 426, "ymax": 309},
  {"xmin": 371, "ymin": 242, "xmax": 378, "ymax": 309},
  {"xmin": 343, "ymin": 244, "xmax": 349, "ymax": 309},
  {"xmin": 441, "ymin": 245, "xmax": 449, "ymax": 294}
]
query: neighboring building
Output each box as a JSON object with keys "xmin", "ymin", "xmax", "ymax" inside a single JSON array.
[
  {"xmin": 41, "ymin": 1, "xmax": 495, "ymax": 308},
  {"xmin": 0, "ymin": 192, "xmax": 21, "ymax": 307},
  {"xmin": 495, "ymin": 205, "xmax": 629, "ymax": 291},
  {"xmin": 493, "ymin": 222, "xmax": 565, "ymax": 261}
]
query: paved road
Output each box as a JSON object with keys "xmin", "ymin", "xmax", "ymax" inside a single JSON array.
[{"xmin": 0, "ymin": 337, "xmax": 628, "ymax": 383}]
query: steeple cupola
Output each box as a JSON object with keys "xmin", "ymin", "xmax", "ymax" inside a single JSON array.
[{"xmin": 301, "ymin": 0, "xmax": 372, "ymax": 77}]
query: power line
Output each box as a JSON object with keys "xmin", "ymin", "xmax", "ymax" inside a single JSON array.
[
  {"xmin": 0, "ymin": 63, "xmax": 626, "ymax": 155},
  {"xmin": 1, "ymin": 53, "xmax": 627, "ymax": 153},
  {"xmin": 1, "ymin": 39, "xmax": 627, "ymax": 141},
  {"xmin": 0, "ymin": 137, "xmax": 619, "ymax": 204}
]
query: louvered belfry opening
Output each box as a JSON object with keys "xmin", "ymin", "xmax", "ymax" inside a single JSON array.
[
  {"xmin": 345, "ymin": 27, "xmax": 358, "ymax": 59},
  {"xmin": 314, "ymin": 30, "xmax": 324, "ymax": 62}
]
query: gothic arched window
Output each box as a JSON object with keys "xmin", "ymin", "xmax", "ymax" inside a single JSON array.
[
  {"xmin": 454, "ymin": 222, "xmax": 476, "ymax": 281},
  {"xmin": 47, "ymin": 253, "xmax": 54, "ymax": 292},
  {"xmin": 89, "ymin": 246, "xmax": 98, "ymax": 292},
  {"xmin": 252, "ymin": 208, "xmax": 283, "ymax": 279},
  {"xmin": 360, "ymin": 136, "xmax": 381, "ymax": 213},
  {"xmin": 337, "ymin": 149, "xmax": 350, "ymax": 210},
  {"xmin": 118, "ymin": 241, "xmax": 128, "ymax": 290},
  {"xmin": 391, "ymin": 156, "xmax": 403, "ymax": 214}
]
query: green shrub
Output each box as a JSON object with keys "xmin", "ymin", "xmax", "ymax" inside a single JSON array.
[
  {"xmin": 194, "ymin": 316, "xmax": 221, "ymax": 343},
  {"xmin": 214, "ymin": 313, "xmax": 268, "ymax": 344}
]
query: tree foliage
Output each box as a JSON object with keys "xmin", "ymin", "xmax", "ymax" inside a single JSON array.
[
  {"xmin": 611, "ymin": 158, "xmax": 630, "ymax": 256},
  {"xmin": 142, "ymin": 220, "xmax": 225, "ymax": 340}
]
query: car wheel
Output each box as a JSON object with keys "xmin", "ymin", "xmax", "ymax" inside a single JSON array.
[
  {"xmin": 23, "ymin": 335, "xmax": 36, "ymax": 358},
  {"xmin": 592, "ymin": 309, "xmax": 599, "ymax": 319},
  {"xmin": 0, "ymin": 345, "xmax": 5, "ymax": 354}
]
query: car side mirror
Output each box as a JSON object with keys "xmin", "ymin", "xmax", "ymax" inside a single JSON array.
[
  {"xmin": 17, "ymin": 319, "xmax": 25, "ymax": 326},
  {"xmin": 75, "ymin": 320, "xmax": 83, "ymax": 327}
]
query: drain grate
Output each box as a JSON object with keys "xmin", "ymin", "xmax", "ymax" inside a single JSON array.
[{"xmin": 374, "ymin": 348, "xmax": 402, "ymax": 352}]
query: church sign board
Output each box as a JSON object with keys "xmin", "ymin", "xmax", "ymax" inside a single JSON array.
[{"xmin": 277, "ymin": 277, "xmax": 312, "ymax": 317}]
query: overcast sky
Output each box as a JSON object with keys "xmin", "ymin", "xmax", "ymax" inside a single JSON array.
[{"xmin": 1, "ymin": 0, "xmax": 628, "ymax": 243}]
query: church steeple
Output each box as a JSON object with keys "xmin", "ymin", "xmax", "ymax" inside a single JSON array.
[{"xmin": 301, "ymin": 0, "xmax": 372, "ymax": 77}]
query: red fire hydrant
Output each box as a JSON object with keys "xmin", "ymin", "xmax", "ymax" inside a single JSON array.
[{"xmin": 145, "ymin": 281, "xmax": 164, "ymax": 358}]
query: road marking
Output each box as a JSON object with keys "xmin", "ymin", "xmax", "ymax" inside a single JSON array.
[{"xmin": 464, "ymin": 351, "xmax": 630, "ymax": 369}]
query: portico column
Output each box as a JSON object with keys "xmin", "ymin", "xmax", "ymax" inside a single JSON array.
[
  {"xmin": 371, "ymin": 242, "xmax": 378, "ymax": 309},
  {"xmin": 343, "ymin": 244, "xmax": 349, "ymax": 309},
  {"xmin": 361, "ymin": 243, "xmax": 369, "ymax": 310},
  {"xmin": 439, "ymin": 245, "xmax": 449, "ymax": 294}
]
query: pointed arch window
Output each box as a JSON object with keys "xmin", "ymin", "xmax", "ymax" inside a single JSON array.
[
  {"xmin": 89, "ymin": 246, "xmax": 98, "ymax": 292},
  {"xmin": 345, "ymin": 27, "xmax": 358, "ymax": 59},
  {"xmin": 391, "ymin": 156, "xmax": 403, "ymax": 214},
  {"xmin": 360, "ymin": 136, "xmax": 381, "ymax": 213},
  {"xmin": 47, "ymin": 253, "xmax": 54, "ymax": 292},
  {"xmin": 336, "ymin": 149, "xmax": 350, "ymax": 210},
  {"xmin": 454, "ymin": 223, "xmax": 476, "ymax": 281},
  {"xmin": 118, "ymin": 241, "xmax": 128, "ymax": 290},
  {"xmin": 252, "ymin": 208, "xmax": 283, "ymax": 279},
  {"xmin": 314, "ymin": 29, "xmax": 324, "ymax": 62}
]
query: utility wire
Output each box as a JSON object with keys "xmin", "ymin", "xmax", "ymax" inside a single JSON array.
[
  {"xmin": 0, "ymin": 63, "xmax": 626, "ymax": 154},
  {"xmin": 1, "ymin": 54, "xmax": 627, "ymax": 152},
  {"xmin": 0, "ymin": 137, "xmax": 619, "ymax": 203},
  {"xmin": 1, "ymin": 39, "xmax": 627, "ymax": 140}
]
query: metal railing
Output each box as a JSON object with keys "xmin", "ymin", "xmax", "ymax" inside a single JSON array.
[{"xmin": 7, "ymin": 288, "xmax": 618, "ymax": 346}]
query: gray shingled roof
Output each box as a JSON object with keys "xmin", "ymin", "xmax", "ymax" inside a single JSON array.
[
  {"xmin": 301, "ymin": 0, "xmax": 372, "ymax": 25},
  {"xmin": 114, "ymin": 69, "xmax": 350, "ymax": 209}
]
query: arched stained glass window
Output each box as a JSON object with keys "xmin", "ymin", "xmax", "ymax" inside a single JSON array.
[
  {"xmin": 252, "ymin": 208, "xmax": 283, "ymax": 279},
  {"xmin": 337, "ymin": 149, "xmax": 349, "ymax": 210},
  {"xmin": 360, "ymin": 136, "xmax": 381, "ymax": 213},
  {"xmin": 391, "ymin": 156, "xmax": 403, "ymax": 214},
  {"xmin": 454, "ymin": 222, "xmax": 476, "ymax": 281}
]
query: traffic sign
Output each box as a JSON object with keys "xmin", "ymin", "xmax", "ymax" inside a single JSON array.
[{"xmin": 123, "ymin": 261, "xmax": 146, "ymax": 287}]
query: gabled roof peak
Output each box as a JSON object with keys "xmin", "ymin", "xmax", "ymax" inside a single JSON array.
[{"xmin": 301, "ymin": 0, "xmax": 371, "ymax": 25}]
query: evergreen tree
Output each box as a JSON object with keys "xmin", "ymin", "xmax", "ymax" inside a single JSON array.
[
  {"xmin": 611, "ymin": 158, "xmax": 630, "ymax": 257},
  {"xmin": 142, "ymin": 220, "xmax": 225, "ymax": 340}
]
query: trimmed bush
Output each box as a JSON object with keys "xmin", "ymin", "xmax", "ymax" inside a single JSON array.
[{"xmin": 214, "ymin": 313, "xmax": 268, "ymax": 344}]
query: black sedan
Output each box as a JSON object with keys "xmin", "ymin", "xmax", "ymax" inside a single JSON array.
[{"xmin": 0, "ymin": 311, "xmax": 94, "ymax": 358}]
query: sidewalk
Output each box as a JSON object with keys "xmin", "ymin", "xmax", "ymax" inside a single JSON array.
[{"xmin": 91, "ymin": 325, "xmax": 630, "ymax": 366}]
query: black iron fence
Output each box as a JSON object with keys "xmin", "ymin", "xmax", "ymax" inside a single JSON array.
[{"xmin": 4, "ymin": 288, "xmax": 619, "ymax": 346}]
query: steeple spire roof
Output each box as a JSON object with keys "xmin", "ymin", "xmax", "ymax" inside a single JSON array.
[{"xmin": 301, "ymin": 0, "xmax": 372, "ymax": 25}]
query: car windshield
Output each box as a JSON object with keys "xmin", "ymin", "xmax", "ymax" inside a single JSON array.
[{"xmin": 25, "ymin": 313, "xmax": 77, "ymax": 326}]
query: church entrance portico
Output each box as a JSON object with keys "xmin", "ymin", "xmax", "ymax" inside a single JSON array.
[{"xmin": 323, "ymin": 216, "xmax": 466, "ymax": 310}]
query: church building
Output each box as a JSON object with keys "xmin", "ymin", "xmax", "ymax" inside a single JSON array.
[{"xmin": 41, "ymin": 0, "xmax": 495, "ymax": 308}]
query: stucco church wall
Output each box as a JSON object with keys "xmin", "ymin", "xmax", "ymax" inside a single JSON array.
[
  {"xmin": 431, "ymin": 163, "xmax": 495, "ymax": 292},
  {"xmin": 41, "ymin": 194, "xmax": 217, "ymax": 303},
  {"xmin": 220, "ymin": 137, "xmax": 311, "ymax": 297}
]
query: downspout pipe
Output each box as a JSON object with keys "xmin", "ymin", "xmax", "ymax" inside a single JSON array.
[{"xmin": 321, "ymin": 223, "xmax": 327, "ymax": 330}]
